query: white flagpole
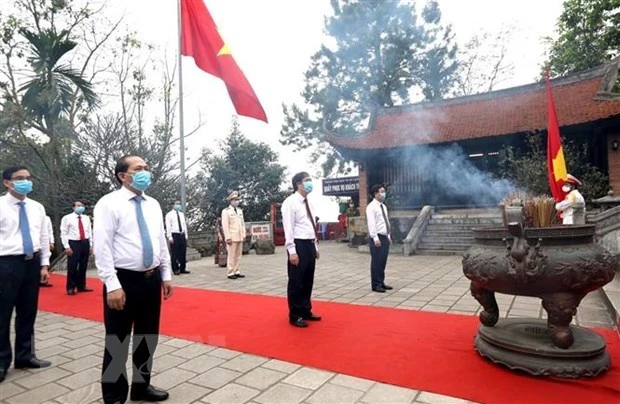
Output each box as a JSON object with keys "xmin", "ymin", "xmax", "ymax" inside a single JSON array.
[{"xmin": 177, "ymin": 0, "xmax": 187, "ymax": 209}]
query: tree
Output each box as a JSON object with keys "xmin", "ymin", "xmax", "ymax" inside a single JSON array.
[
  {"xmin": 500, "ymin": 135, "xmax": 609, "ymax": 201},
  {"xmin": 0, "ymin": 0, "xmax": 119, "ymax": 251},
  {"xmin": 453, "ymin": 27, "xmax": 515, "ymax": 96},
  {"xmin": 545, "ymin": 0, "xmax": 620, "ymax": 76},
  {"xmin": 189, "ymin": 118, "xmax": 288, "ymax": 230},
  {"xmin": 280, "ymin": 0, "xmax": 458, "ymax": 175}
]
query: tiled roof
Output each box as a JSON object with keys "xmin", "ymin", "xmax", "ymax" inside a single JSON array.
[{"xmin": 327, "ymin": 61, "xmax": 620, "ymax": 150}]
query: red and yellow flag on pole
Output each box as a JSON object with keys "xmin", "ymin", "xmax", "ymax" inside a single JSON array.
[
  {"xmin": 545, "ymin": 69, "xmax": 567, "ymax": 201},
  {"xmin": 180, "ymin": 0, "xmax": 268, "ymax": 122}
]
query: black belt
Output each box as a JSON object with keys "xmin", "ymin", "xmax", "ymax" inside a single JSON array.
[
  {"xmin": 69, "ymin": 239, "xmax": 90, "ymax": 242},
  {"xmin": 116, "ymin": 267, "xmax": 159, "ymax": 278},
  {"xmin": 0, "ymin": 251, "xmax": 41, "ymax": 261},
  {"xmin": 294, "ymin": 239, "xmax": 315, "ymax": 243}
]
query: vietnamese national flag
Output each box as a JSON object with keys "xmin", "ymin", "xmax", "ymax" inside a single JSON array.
[
  {"xmin": 545, "ymin": 69, "xmax": 567, "ymax": 201},
  {"xmin": 180, "ymin": 0, "xmax": 267, "ymax": 122}
]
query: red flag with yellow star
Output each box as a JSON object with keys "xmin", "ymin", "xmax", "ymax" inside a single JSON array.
[
  {"xmin": 545, "ymin": 69, "xmax": 567, "ymax": 201},
  {"xmin": 180, "ymin": 0, "xmax": 267, "ymax": 122}
]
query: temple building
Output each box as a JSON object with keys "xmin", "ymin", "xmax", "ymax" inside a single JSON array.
[{"xmin": 326, "ymin": 59, "xmax": 620, "ymax": 214}]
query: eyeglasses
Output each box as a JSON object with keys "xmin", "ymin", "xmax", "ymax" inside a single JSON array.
[{"xmin": 11, "ymin": 176, "xmax": 32, "ymax": 181}]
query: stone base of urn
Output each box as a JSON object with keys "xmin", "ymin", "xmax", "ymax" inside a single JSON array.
[{"xmin": 474, "ymin": 319, "xmax": 610, "ymax": 378}]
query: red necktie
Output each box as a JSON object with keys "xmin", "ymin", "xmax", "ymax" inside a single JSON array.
[
  {"xmin": 78, "ymin": 215, "xmax": 86, "ymax": 241},
  {"xmin": 304, "ymin": 199, "xmax": 319, "ymax": 242}
]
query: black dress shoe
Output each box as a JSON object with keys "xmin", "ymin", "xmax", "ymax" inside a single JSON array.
[
  {"xmin": 130, "ymin": 385, "xmax": 169, "ymax": 402},
  {"xmin": 235, "ymin": 273, "xmax": 245, "ymax": 278},
  {"xmin": 289, "ymin": 318, "xmax": 308, "ymax": 328},
  {"xmin": 78, "ymin": 286, "xmax": 93, "ymax": 292},
  {"xmin": 372, "ymin": 287, "xmax": 386, "ymax": 293},
  {"xmin": 304, "ymin": 314, "xmax": 321, "ymax": 321},
  {"xmin": 173, "ymin": 271, "xmax": 180, "ymax": 275},
  {"xmin": 180, "ymin": 270, "xmax": 191, "ymax": 274},
  {"xmin": 227, "ymin": 275, "xmax": 237, "ymax": 280},
  {"xmin": 0, "ymin": 368, "xmax": 6, "ymax": 383},
  {"xmin": 14, "ymin": 358, "xmax": 51, "ymax": 369},
  {"xmin": 67, "ymin": 289, "xmax": 76, "ymax": 295},
  {"xmin": 40, "ymin": 282, "xmax": 53, "ymax": 287},
  {"xmin": 382, "ymin": 284, "xmax": 393, "ymax": 290}
]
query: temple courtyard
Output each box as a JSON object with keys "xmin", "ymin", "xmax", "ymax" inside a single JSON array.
[{"xmin": 0, "ymin": 242, "xmax": 615, "ymax": 404}]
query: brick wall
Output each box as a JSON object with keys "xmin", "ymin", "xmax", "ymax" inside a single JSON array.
[
  {"xmin": 608, "ymin": 134, "xmax": 620, "ymax": 193},
  {"xmin": 358, "ymin": 161, "xmax": 369, "ymax": 216}
]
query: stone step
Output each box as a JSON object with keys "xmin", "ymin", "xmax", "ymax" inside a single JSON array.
[
  {"xmin": 420, "ymin": 237, "xmax": 474, "ymax": 244},
  {"xmin": 424, "ymin": 230, "xmax": 473, "ymax": 237},
  {"xmin": 357, "ymin": 245, "xmax": 404, "ymax": 255},
  {"xmin": 186, "ymin": 247, "xmax": 202, "ymax": 262},
  {"xmin": 429, "ymin": 218, "xmax": 503, "ymax": 225},
  {"xmin": 417, "ymin": 242, "xmax": 471, "ymax": 251},
  {"xmin": 425, "ymin": 224, "xmax": 480, "ymax": 231},
  {"xmin": 432, "ymin": 213, "xmax": 502, "ymax": 219},
  {"xmin": 415, "ymin": 249, "xmax": 464, "ymax": 256}
]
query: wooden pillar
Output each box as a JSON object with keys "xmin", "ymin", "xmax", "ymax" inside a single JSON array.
[
  {"xmin": 607, "ymin": 134, "xmax": 620, "ymax": 193},
  {"xmin": 359, "ymin": 161, "xmax": 369, "ymax": 216}
]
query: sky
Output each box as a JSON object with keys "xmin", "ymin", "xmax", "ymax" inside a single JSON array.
[{"xmin": 100, "ymin": 0, "xmax": 565, "ymax": 221}]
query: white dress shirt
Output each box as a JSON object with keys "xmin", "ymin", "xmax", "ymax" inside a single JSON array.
[
  {"xmin": 93, "ymin": 186, "xmax": 171, "ymax": 292},
  {"xmin": 366, "ymin": 199, "xmax": 391, "ymax": 242},
  {"xmin": 60, "ymin": 212, "xmax": 92, "ymax": 248},
  {"xmin": 281, "ymin": 192, "xmax": 318, "ymax": 255},
  {"xmin": 0, "ymin": 193, "xmax": 51, "ymax": 266},
  {"xmin": 46, "ymin": 216, "xmax": 54, "ymax": 245},
  {"xmin": 165, "ymin": 210, "xmax": 188, "ymax": 240}
]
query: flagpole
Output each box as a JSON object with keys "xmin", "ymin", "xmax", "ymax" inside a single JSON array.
[{"xmin": 177, "ymin": 0, "xmax": 187, "ymax": 209}]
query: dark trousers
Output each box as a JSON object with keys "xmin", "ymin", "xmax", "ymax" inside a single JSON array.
[
  {"xmin": 0, "ymin": 253, "xmax": 41, "ymax": 370},
  {"xmin": 369, "ymin": 234, "xmax": 389, "ymax": 289},
  {"xmin": 101, "ymin": 268, "xmax": 162, "ymax": 404},
  {"xmin": 170, "ymin": 233, "xmax": 187, "ymax": 274},
  {"xmin": 287, "ymin": 239, "xmax": 316, "ymax": 321},
  {"xmin": 66, "ymin": 239, "xmax": 90, "ymax": 291}
]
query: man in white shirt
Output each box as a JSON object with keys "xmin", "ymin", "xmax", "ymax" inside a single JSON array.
[
  {"xmin": 0, "ymin": 165, "xmax": 52, "ymax": 383},
  {"xmin": 221, "ymin": 191, "xmax": 247, "ymax": 279},
  {"xmin": 94, "ymin": 155, "xmax": 173, "ymax": 404},
  {"xmin": 366, "ymin": 184, "xmax": 394, "ymax": 293},
  {"xmin": 61, "ymin": 200, "xmax": 93, "ymax": 295},
  {"xmin": 282, "ymin": 172, "xmax": 321, "ymax": 328},
  {"xmin": 40, "ymin": 215, "xmax": 55, "ymax": 287},
  {"xmin": 555, "ymin": 174, "xmax": 586, "ymax": 225},
  {"xmin": 165, "ymin": 199, "xmax": 190, "ymax": 275}
]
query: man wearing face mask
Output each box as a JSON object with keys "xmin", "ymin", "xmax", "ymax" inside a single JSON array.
[
  {"xmin": 93, "ymin": 155, "xmax": 173, "ymax": 404},
  {"xmin": 555, "ymin": 174, "xmax": 586, "ymax": 225},
  {"xmin": 281, "ymin": 172, "xmax": 321, "ymax": 328},
  {"xmin": 0, "ymin": 165, "xmax": 52, "ymax": 384},
  {"xmin": 221, "ymin": 191, "xmax": 247, "ymax": 279},
  {"xmin": 366, "ymin": 184, "xmax": 394, "ymax": 293},
  {"xmin": 165, "ymin": 200, "xmax": 189, "ymax": 275},
  {"xmin": 60, "ymin": 200, "xmax": 93, "ymax": 295}
]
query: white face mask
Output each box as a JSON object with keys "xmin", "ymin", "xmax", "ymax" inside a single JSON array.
[
  {"xmin": 231, "ymin": 200, "xmax": 239, "ymax": 208},
  {"xmin": 562, "ymin": 185, "xmax": 571, "ymax": 193}
]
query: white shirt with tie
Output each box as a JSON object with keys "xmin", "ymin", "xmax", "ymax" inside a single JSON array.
[
  {"xmin": 165, "ymin": 210, "xmax": 188, "ymax": 240},
  {"xmin": 46, "ymin": 216, "xmax": 54, "ymax": 245},
  {"xmin": 281, "ymin": 191, "xmax": 318, "ymax": 255},
  {"xmin": 366, "ymin": 198, "xmax": 391, "ymax": 243},
  {"xmin": 93, "ymin": 186, "xmax": 172, "ymax": 292},
  {"xmin": 0, "ymin": 193, "xmax": 51, "ymax": 266},
  {"xmin": 60, "ymin": 212, "xmax": 92, "ymax": 248}
]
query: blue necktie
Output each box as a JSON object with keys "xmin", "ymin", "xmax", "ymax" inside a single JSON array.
[
  {"xmin": 133, "ymin": 196, "xmax": 154, "ymax": 268},
  {"xmin": 17, "ymin": 201, "xmax": 34, "ymax": 257}
]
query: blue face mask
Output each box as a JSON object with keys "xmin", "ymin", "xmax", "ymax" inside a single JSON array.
[
  {"xmin": 379, "ymin": 192, "xmax": 386, "ymax": 201},
  {"xmin": 12, "ymin": 180, "xmax": 33, "ymax": 195},
  {"xmin": 74, "ymin": 206, "xmax": 85, "ymax": 215},
  {"xmin": 130, "ymin": 170, "xmax": 152, "ymax": 192},
  {"xmin": 303, "ymin": 181, "xmax": 313, "ymax": 193},
  {"xmin": 173, "ymin": 204, "xmax": 182, "ymax": 211}
]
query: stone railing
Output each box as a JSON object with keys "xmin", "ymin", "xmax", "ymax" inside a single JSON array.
[
  {"xmin": 588, "ymin": 205, "xmax": 620, "ymax": 256},
  {"xmin": 187, "ymin": 230, "xmax": 217, "ymax": 257},
  {"xmin": 403, "ymin": 205, "xmax": 433, "ymax": 256}
]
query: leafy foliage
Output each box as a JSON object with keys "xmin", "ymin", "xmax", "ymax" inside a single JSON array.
[
  {"xmin": 545, "ymin": 0, "xmax": 620, "ymax": 76},
  {"xmin": 500, "ymin": 135, "xmax": 609, "ymax": 201},
  {"xmin": 280, "ymin": 0, "xmax": 458, "ymax": 175},
  {"xmin": 189, "ymin": 118, "xmax": 288, "ymax": 229}
]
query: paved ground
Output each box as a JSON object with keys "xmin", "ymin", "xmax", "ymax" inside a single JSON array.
[{"xmin": 0, "ymin": 242, "xmax": 615, "ymax": 404}]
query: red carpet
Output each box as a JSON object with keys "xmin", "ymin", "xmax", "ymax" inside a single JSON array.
[{"xmin": 40, "ymin": 274, "xmax": 620, "ymax": 403}]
